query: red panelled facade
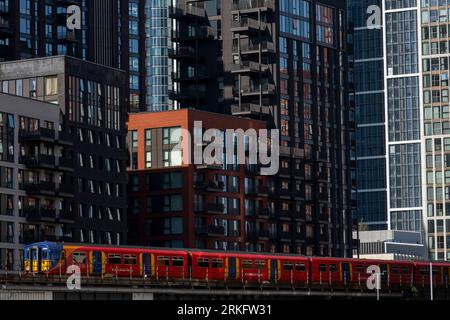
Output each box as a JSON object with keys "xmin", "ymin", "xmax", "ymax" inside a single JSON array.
[{"xmin": 127, "ymin": 109, "xmax": 274, "ymax": 252}]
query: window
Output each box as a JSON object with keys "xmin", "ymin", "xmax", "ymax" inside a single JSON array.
[
  {"xmin": 157, "ymin": 256, "xmax": 170, "ymax": 267},
  {"xmin": 45, "ymin": 76, "xmax": 58, "ymax": 96},
  {"xmin": 124, "ymin": 255, "xmax": 137, "ymax": 265},
  {"xmin": 197, "ymin": 258, "xmax": 209, "ymax": 268},
  {"xmin": 318, "ymin": 264, "xmax": 327, "ymax": 272},
  {"xmin": 242, "ymin": 260, "xmax": 253, "ymax": 270},
  {"xmin": 330, "ymin": 264, "xmax": 337, "ymax": 273},
  {"xmin": 72, "ymin": 252, "xmax": 87, "ymax": 264},
  {"xmin": 172, "ymin": 257, "xmax": 184, "ymax": 267},
  {"xmin": 212, "ymin": 259, "xmax": 223, "ymax": 269},
  {"xmin": 108, "ymin": 254, "xmax": 122, "ymax": 265},
  {"xmin": 255, "ymin": 260, "xmax": 266, "ymax": 270},
  {"xmin": 283, "ymin": 263, "xmax": 294, "ymax": 271},
  {"xmin": 296, "ymin": 263, "xmax": 306, "ymax": 272}
]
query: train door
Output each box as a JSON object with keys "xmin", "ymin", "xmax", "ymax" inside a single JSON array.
[
  {"xmin": 91, "ymin": 251, "xmax": 103, "ymax": 276},
  {"xmin": 24, "ymin": 248, "xmax": 31, "ymax": 272},
  {"xmin": 142, "ymin": 253, "xmax": 151, "ymax": 277},
  {"xmin": 270, "ymin": 259, "xmax": 278, "ymax": 282},
  {"xmin": 31, "ymin": 246, "xmax": 40, "ymax": 273},
  {"xmin": 228, "ymin": 257, "xmax": 237, "ymax": 280},
  {"xmin": 342, "ymin": 262, "xmax": 351, "ymax": 286},
  {"xmin": 380, "ymin": 264, "xmax": 388, "ymax": 287}
]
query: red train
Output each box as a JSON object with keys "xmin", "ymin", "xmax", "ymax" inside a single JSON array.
[{"xmin": 24, "ymin": 242, "xmax": 450, "ymax": 291}]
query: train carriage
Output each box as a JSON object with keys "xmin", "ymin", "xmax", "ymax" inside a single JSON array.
[
  {"xmin": 413, "ymin": 262, "xmax": 450, "ymax": 288},
  {"xmin": 310, "ymin": 258, "xmax": 351, "ymax": 288},
  {"xmin": 23, "ymin": 242, "xmax": 450, "ymax": 292}
]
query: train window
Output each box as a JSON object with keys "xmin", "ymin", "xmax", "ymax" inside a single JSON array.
[
  {"xmin": 318, "ymin": 265, "xmax": 327, "ymax": 273},
  {"xmin": 42, "ymin": 249, "xmax": 49, "ymax": 260},
  {"xmin": 108, "ymin": 254, "xmax": 122, "ymax": 265},
  {"xmin": 403, "ymin": 267, "xmax": 411, "ymax": 274},
  {"xmin": 198, "ymin": 258, "xmax": 209, "ymax": 268},
  {"xmin": 172, "ymin": 257, "xmax": 184, "ymax": 267},
  {"xmin": 329, "ymin": 264, "xmax": 338, "ymax": 273},
  {"xmin": 392, "ymin": 267, "xmax": 399, "ymax": 274},
  {"xmin": 212, "ymin": 259, "xmax": 223, "ymax": 269},
  {"xmin": 157, "ymin": 256, "xmax": 170, "ymax": 267},
  {"xmin": 283, "ymin": 263, "xmax": 294, "ymax": 271},
  {"xmin": 255, "ymin": 260, "xmax": 266, "ymax": 270},
  {"xmin": 124, "ymin": 255, "xmax": 137, "ymax": 265},
  {"xmin": 355, "ymin": 265, "xmax": 365, "ymax": 274},
  {"xmin": 295, "ymin": 263, "xmax": 306, "ymax": 272},
  {"xmin": 73, "ymin": 252, "xmax": 86, "ymax": 264},
  {"xmin": 242, "ymin": 260, "xmax": 253, "ymax": 270}
]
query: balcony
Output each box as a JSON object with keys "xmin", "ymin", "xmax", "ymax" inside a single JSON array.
[
  {"xmin": 230, "ymin": 61, "xmax": 269, "ymax": 74},
  {"xmin": 23, "ymin": 182, "xmax": 56, "ymax": 196},
  {"xmin": 171, "ymin": 26, "xmax": 215, "ymax": 42},
  {"xmin": 169, "ymin": 87, "xmax": 207, "ymax": 102},
  {"xmin": 239, "ymin": 83, "xmax": 276, "ymax": 97},
  {"xmin": 233, "ymin": 41, "xmax": 275, "ymax": 55},
  {"xmin": 280, "ymin": 231, "xmax": 292, "ymax": 240},
  {"xmin": 19, "ymin": 128, "xmax": 55, "ymax": 143},
  {"xmin": 172, "ymin": 69, "xmax": 211, "ymax": 82},
  {"xmin": 256, "ymin": 208, "xmax": 271, "ymax": 219},
  {"xmin": 57, "ymin": 157, "xmax": 74, "ymax": 171},
  {"xmin": 232, "ymin": 0, "xmax": 275, "ymax": 12},
  {"xmin": 231, "ymin": 17, "xmax": 267, "ymax": 33},
  {"xmin": 59, "ymin": 211, "xmax": 75, "ymax": 223},
  {"xmin": 278, "ymin": 210, "xmax": 292, "ymax": 220},
  {"xmin": 58, "ymin": 184, "xmax": 75, "ymax": 198},
  {"xmin": 279, "ymin": 189, "xmax": 291, "ymax": 198},
  {"xmin": 169, "ymin": 4, "xmax": 206, "ymax": 20},
  {"xmin": 169, "ymin": 47, "xmax": 196, "ymax": 60},
  {"xmin": 0, "ymin": 16, "xmax": 12, "ymax": 35},
  {"xmin": 196, "ymin": 226, "xmax": 226, "ymax": 237},
  {"xmin": 195, "ymin": 203, "xmax": 226, "ymax": 215},
  {"xmin": 57, "ymin": 131, "xmax": 74, "ymax": 146},
  {"xmin": 231, "ymin": 103, "xmax": 271, "ymax": 117},
  {"xmin": 247, "ymin": 230, "xmax": 270, "ymax": 240},
  {"xmin": 194, "ymin": 180, "xmax": 225, "ymax": 192},
  {"xmin": 24, "ymin": 207, "xmax": 57, "ymax": 222},
  {"xmin": 20, "ymin": 155, "xmax": 56, "ymax": 169}
]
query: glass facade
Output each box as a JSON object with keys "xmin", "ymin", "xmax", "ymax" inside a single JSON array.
[
  {"xmin": 384, "ymin": 2, "xmax": 424, "ymax": 239},
  {"xmin": 421, "ymin": 0, "xmax": 450, "ymax": 261},
  {"xmin": 349, "ymin": 0, "xmax": 388, "ymax": 230},
  {"xmin": 145, "ymin": 0, "xmax": 172, "ymax": 112}
]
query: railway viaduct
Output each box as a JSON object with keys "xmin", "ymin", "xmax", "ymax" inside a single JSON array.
[{"xmin": 0, "ymin": 271, "xmax": 412, "ymax": 300}]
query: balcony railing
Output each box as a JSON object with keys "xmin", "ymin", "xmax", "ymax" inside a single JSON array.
[
  {"xmin": 20, "ymin": 155, "xmax": 56, "ymax": 168},
  {"xmin": 168, "ymin": 47, "xmax": 196, "ymax": 59},
  {"xmin": 19, "ymin": 128, "xmax": 55, "ymax": 141},
  {"xmin": 196, "ymin": 226, "xmax": 226, "ymax": 236},
  {"xmin": 172, "ymin": 26, "xmax": 215, "ymax": 41},
  {"xmin": 232, "ymin": 0, "xmax": 275, "ymax": 11},
  {"xmin": 24, "ymin": 207, "xmax": 57, "ymax": 221},
  {"xmin": 169, "ymin": 4, "xmax": 206, "ymax": 19},
  {"xmin": 231, "ymin": 17, "xmax": 267, "ymax": 31},
  {"xmin": 23, "ymin": 181, "xmax": 56, "ymax": 194},
  {"xmin": 233, "ymin": 41, "xmax": 275, "ymax": 54}
]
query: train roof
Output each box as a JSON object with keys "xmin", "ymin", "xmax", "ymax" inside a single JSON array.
[
  {"xmin": 26, "ymin": 242, "xmax": 433, "ymax": 263},
  {"xmin": 26, "ymin": 242, "xmax": 309, "ymax": 258}
]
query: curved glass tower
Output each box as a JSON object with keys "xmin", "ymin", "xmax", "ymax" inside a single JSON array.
[{"xmin": 145, "ymin": 0, "xmax": 173, "ymax": 112}]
